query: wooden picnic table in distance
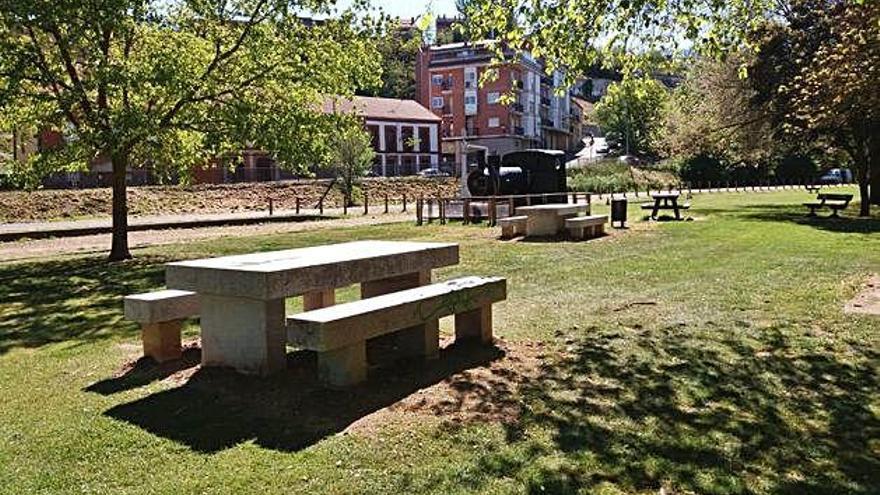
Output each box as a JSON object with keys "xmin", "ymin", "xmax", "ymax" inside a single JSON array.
[
  {"xmin": 165, "ymin": 240, "xmax": 459, "ymax": 376},
  {"xmin": 515, "ymin": 203, "xmax": 589, "ymax": 236},
  {"xmin": 642, "ymin": 191, "xmax": 689, "ymax": 220}
]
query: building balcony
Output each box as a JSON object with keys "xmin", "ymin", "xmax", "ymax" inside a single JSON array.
[{"xmin": 541, "ymin": 118, "xmax": 554, "ymax": 127}]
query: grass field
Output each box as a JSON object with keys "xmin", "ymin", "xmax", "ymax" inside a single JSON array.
[{"xmin": 1, "ymin": 188, "xmax": 878, "ymax": 494}]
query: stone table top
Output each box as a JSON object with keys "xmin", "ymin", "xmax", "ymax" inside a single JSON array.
[
  {"xmin": 516, "ymin": 203, "xmax": 588, "ymax": 215},
  {"xmin": 165, "ymin": 240, "xmax": 459, "ymax": 300}
]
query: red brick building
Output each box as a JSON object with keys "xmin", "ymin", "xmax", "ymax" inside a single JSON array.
[{"xmin": 415, "ymin": 41, "xmax": 580, "ymax": 167}]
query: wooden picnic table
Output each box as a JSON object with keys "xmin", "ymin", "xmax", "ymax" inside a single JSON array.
[
  {"xmin": 165, "ymin": 240, "xmax": 459, "ymax": 375},
  {"xmin": 515, "ymin": 203, "xmax": 590, "ymax": 236},
  {"xmin": 642, "ymin": 192, "xmax": 689, "ymax": 220}
]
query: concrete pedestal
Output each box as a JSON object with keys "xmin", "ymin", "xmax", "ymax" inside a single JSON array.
[
  {"xmin": 142, "ymin": 321, "xmax": 183, "ymax": 363},
  {"xmin": 526, "ymin": 210, "xmax": 565, "ymax": 236},
  {"xmin": 199, "ymin": 295, "xmax": 286, "ymax": 376},
  {"xmin": 318, "ymin": 342, "xmax": 367, "ymax": 387},
  {"xmin": 455, "ymin": 305, "xmax": 493, "ymax": 344},
  {"xmin": 303, "ymin": 289, "xmax": 335, "ymax": 311}
]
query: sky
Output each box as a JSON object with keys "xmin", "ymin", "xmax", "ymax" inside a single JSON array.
[{"xmin": 333, "ymin": 0, "xmax": 459, "ymax": 20}]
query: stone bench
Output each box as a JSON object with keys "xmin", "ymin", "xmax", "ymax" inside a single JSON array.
[
  {"xmin": 565, "ymin": 215, "xmax": 608, "ymax": 240},
  {"xmin": 498, "ymin": 215, "xmax": 528, "ymax": 239},
  {"xmin": 287, "ymin": 276, "xmax": 507, "ymax": 387},
  {"xmin": 124, "ymin": 289, "xmax": 200, "ymax": 362}
]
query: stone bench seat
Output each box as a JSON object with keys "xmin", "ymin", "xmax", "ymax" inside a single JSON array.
[
  {"xmin": 565, "ymin": 215, "xmax": 608, "ymax": 240},
  {"xmin": 498, "ymin": 215, "xmax": 528, "ymax": 239},
  {"xmin": 124, "ymin": 289, "xmax": 200, "ymax": 362},
  {"xmin": 287, "ymin": 276, "xmax": 507, "ymax": 387}
]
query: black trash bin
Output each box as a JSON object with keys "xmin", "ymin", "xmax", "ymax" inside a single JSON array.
[{"xmin": 610, "ymin": 197, "xmax": 628, "ymax": 228}]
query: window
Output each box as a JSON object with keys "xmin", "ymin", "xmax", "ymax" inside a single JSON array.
[
  {"xmin": 487, "ymin": 92, "xmax": 500, "ymax": 104},
  {"xmin": 431, "ymin": 74, "xmax": 443, "ymax": 86},
  {"xmin": 366, "ymin": 125, "xmax": 380, "ymax": 151},
  {"xmin": 418, "ymin": 126, "xmax": 430, "ymax": 152},
  {"xmin": 488, "ymin": 117, "xmax": 500, "ymax": 128},
  {"xmin": 464, "ymin": 95, "xmax": 477, "ymax": 105},
  {"xmin": 431, "ymin": 96, "xmax": 444, "ymax": 109},
  {"xmin": 384, "ymin": 125, "xmax": 398, "ymax": 152},
  {"xmin": 401, "ymin": 126, "xmax": 414, "ymax": 152}
]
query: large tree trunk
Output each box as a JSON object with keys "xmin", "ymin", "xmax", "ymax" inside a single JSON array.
[
  {"xmin": 869, "ymin": 130, "xmax": 880, "ymax": 206},
  {"xmin": 851, "ymin": 135, "xmax": 871, "ymax": 217},
  {"xmin": 108, "ymin": 152, "xmax": 131, "ymax": 261}
]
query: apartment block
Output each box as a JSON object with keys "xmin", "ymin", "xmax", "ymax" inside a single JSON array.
[{"xmin": 416, "ymin": 41, "xmax": 581, "ymax": 165}]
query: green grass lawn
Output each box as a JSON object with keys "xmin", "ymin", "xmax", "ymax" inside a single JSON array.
[{"xmin": 1, "ymin": 189, "xmax": 878, "ymax": 494}]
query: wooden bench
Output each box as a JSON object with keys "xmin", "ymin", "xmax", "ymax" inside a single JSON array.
[
  {"xmin": 804, "ymin": 193, "xmax": 853, "ymax": 217},
  {"xmin": 124, "ymin": 290, "xmax": 200, "ymax": 362},
  {"xmin": 498, "ymin": 215, "xmax": 528, "ymax": 239},
  {"xmin": 287, "ymin": 276, "xmax": 506, "ymax": 387},
  {"xmin": 565, "ymin": 215, "xmax": 608, "ymax": 240}
]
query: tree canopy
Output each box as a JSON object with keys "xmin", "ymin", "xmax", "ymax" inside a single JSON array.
[{"xmin": 0, "ymin": 0, "xmax": 383, "ymax": 258}]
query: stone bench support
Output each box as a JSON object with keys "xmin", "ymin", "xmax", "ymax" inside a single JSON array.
[
  {"xmin": 499, "ymin": 216, "xmax": 528, "ymax": 239},
  {"xmin": 565, "ymin": 215, "xmax": 608, "ymax": 240},
  {"xmin": 123, "ymin": 289, "xmax": 200, "ymax": 363}
]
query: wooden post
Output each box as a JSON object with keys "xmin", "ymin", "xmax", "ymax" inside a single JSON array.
[
  {"xmin": 343, "ymin": 200, "xmax": 348, "ymax": 215},
  {"xmin": 488, "ymin": 196, "xmax": 497, "ymax": 227},
  {"xmin": 508, "ymin": 197, "xmax": 515, "ymax": 217},
  {"xmin": 295, "ymin": 197, "xmax": 301, "ymax": 215},
  {"xmin": 384, "ymin": 194, "xmax": 389, "ymax": 214},
  {"xmin": 319, "ymin": 198, "xmax": 324, "ymax": 215},
  {"xmin": 402, "ymin": 194, "xmax": 407, "ymax": 212},
  {"xmin": 363, "ymin": 192, "xmax": 369, "ymax": 215},
  {"xmin": 268, "ymin": 196, "xmax": 273, "ymax": 216},
  {"xmin": 416, "ymin": 197, "xmax": 423, "ymax": 226},
  {"xmin": 526, "ymin": 194, "xmax": 532, "ymax": 206},
  {"xmin": 439, "ymin": 198, "xmax": 446, "ymax": 224},
  {"xmin": 463, "ymin": 198, "xmax": 471, "ymax": 224}
]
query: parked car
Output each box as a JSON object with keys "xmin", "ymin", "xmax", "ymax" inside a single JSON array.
[
  {"xmin": 818, "ymin": 168, "xmax": 853, "ymax": 184},
  {"xmin": 417, "ymin": 168, "xmax": 451, "ymax": 178}
]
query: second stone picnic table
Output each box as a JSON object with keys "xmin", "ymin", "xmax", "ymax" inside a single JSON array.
[{"xmin": 515, "ymin": 203, "xmax": 590, "ymax": 236}]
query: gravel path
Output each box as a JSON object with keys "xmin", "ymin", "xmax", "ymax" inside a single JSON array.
[{"xmin": 0, "ymin": 212, "xmax": 413, "ymax": 263}]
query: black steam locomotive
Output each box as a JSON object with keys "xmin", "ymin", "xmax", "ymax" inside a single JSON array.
[{"xmin": 466, "ymin": 149, "xmax": 568, "ymax": 203}]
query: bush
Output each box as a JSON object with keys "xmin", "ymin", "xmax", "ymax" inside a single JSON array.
[
  {"xmin": 775, "ymin": 154, "xmax": 818, "ymax": 181},
  {"xmin": 678, "ymin": 154, "xmax": 726, "ymax": 184}
]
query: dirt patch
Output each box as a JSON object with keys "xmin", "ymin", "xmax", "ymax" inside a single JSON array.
[
  {"xmin": 845, "ymin": 274, "xmax": 880, "ymax": 316},
  {"xmin": 0, "ymin": 178, "xmax": 457, "ymax": 223},
  {"xmin": 348, "ymin": 338, "xmax": 546, "ymax": 434}
]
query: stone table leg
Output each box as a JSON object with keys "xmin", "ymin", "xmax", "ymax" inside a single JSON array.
[
  {"xmin": 303, "ymin": 288, "xmax": 335, "ymax": 311},
  {"xmin": 199, "ymin": 295, "xmax": 286, "ymax": 376},
  {"xmin": 526, "ymin": 211, "xmax": 560, "ymax": 236},
  {"xmin": 361, "ymin": 270, "xmax": 438, "ymax": 360}
]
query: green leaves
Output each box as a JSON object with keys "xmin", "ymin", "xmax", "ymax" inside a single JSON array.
[
  {"xmin": 594, "ymin": 76, "xmax": 668, "ymax": 155},
  {"xmin": 0, "ymin": 0, "xmax": 383, "ymax": 183}
]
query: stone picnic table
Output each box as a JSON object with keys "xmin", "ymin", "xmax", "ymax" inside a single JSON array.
[
  {"xmin": 514, "ymin": 203, "xmax": 590, "ymax": 236},
  {"xmin": 642, "ymin": 191, "xmax": 689, "ymax": 220},
  {"xmin": 165, "ymin": 240, "xmax": 459, "ymax": 376}
]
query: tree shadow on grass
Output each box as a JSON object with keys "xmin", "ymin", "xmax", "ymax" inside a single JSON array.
[
  {"xmin": 0, "ymin": 255, "xmax": 169, "ymax": 355},
  {"xmin": 709, "ymin": 202, "xmax": 880, "ymax": 234},
  {"xmin": 465, "ymin": 326, "xmax": 880, "ymax": 494},
  {"xmin": 98, "ymin": 341, "xmax": 506, "ymax": 453}
]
